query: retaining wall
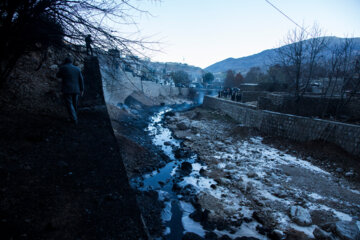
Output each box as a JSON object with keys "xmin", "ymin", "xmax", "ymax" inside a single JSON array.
[
  {"xmin": 100, "ymin": 64, "xmax": 190, "ymax": 105},
  {"xmin": 203, "ymin": 96, "xmax": 360, "ymax": 156}
]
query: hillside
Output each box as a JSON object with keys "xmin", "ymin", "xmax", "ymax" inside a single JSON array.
[
  {"xmin": 146, "ymin": 61, "xmax": 204, "ymax": 80},
  {"xmin": 205, "ymin": 36, "xmax": 360, "ymax": 74}
]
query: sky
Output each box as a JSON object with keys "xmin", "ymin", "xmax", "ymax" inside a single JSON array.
[{"xmin": 126, "ymin": 0, "xmax": 360, "ymax": 69}]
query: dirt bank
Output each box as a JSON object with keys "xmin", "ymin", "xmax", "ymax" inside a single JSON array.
[{"xmin": 0, "ymin": 51, "xmax": 147, "ymax": 239}]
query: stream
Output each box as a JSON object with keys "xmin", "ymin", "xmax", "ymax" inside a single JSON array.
[{"xmin": 133, "ymin": 107, "xmax": 197, "ymax": 239}]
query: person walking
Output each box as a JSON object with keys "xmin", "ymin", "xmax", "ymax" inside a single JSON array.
[
  {"xmin": 56, "ymin": 57, "xmax": 84, "ymax": 125},
  {"xmin": 85, "ymin": 34, "xmax": 93, "ymax": 56}
]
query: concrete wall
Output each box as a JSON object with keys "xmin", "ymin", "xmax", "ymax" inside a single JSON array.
[{"xmin": 203, "ymin": 96, "xmax": 360, "ymax": 156}]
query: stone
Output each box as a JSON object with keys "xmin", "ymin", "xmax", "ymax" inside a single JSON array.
[
  {"xmin": 205, "ymin": 231, "xmax": 218, "ymax": 240},
  {"xmin": 199, "ymin": 168, "xmax": 206, "ymax": 176},
  {"xmin": 49, "ymin": 64, "xmax": 58, "ymax": 70},
  {"xmin": 177, "ymin": 122, "xmax": 188, "ymax": 130},
  {"xmin": 181, "ymin": 162, "xmax": 193, "ymax": 175},
  {"xmin": 256, "ymin": 225, "xmax": 271, "ymax": 235},
  {"xmin": 247, "ymin": 171, "xmax": 258, "ymax": 178},
  {"xmin": 253, "ymin": 197, "xmax": 265, "ymax": 206},
  {"xmin": 252, "ymin": 211, "xmax": 266, "ymax": 225},
  {"xmin": 164, "ymin": 141, "xmax": 172, "ymax": 146},
  {"xmin": 268, "ymin": 229, "xmax": 285, "ymax": 240},
  {"xmin": 219, "ymin": 235, "xmax": 231, "ymax": 240},
  {"xmin": 336, "ymin": 168, "xmax": 343, "ymax": 173},
  {"xmin": 334, "ymin": 221, "xmax": 360, "ymax": 240},
  {"xmin": 182, "ymin": 232, "xmax": 204, "ymax": 240},
  {"xmin": 313, "ymin": 227, "xmax": 334, "ymax": 240},
  {"xmin": 285, "ymin": 228, "xmax": 311, "ymax": 240},
  {"xmin": 345, "ymin": 171, "xmax": 354, "ymax": 177},
  {"xmin": 290, "ymin": 206, "xmax": 312, "ymax": 226},
  {"xmin": 272, "ymin": 189, "xmax": 287, "ymax": 198},
  {"xmin": 234, "ymin": 237, "xmax": 260, "ymax": 240}
]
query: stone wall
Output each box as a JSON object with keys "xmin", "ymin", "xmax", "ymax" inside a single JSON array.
[
  {"xmin": 241, "ymin": 91, "xmax": 267, "ymax": 103},
  {"xmin": 258, "ymin": 93, "xmax": 360, "ymax": 120},
  {"xmin": 203, "ymin": 96, "xmax": 360, "ymax": 156},
  {"xmin": 100, "ymin": 65, "xmax": 190, "ymax": 105}
]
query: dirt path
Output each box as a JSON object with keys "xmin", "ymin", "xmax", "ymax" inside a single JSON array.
[
  {"xmin": 164, "ymin": 106, "xmax": 360, "ymax": 239},
  {"xmin": 0, "ymin": 107, "xmax": 147, "ymax": 239}
]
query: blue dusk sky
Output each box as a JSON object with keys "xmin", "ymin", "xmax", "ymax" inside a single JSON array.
[{"xmin": 126, "ymin": 0, "xmax": 360, "ymax": 68}]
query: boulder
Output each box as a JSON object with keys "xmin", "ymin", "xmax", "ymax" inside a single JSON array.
[
  {"xmin": 181, "ymin": 162, "xmax": 193, "ymax": 175},
  {"xmin": 290, "ymin": 206, "xmax": 312, "ymax": 226},
  {"xmin": 313, "ymin": 227, "xmax": 335, "ymax": 240},
  {"xmin": 334, "ymin": 221, "xmax": 360, "ymax": 240}
]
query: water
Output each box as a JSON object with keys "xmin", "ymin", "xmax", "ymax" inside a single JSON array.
[{"xmin": 136, "ymin": 107, "xmax": 197, "ymax": 239}]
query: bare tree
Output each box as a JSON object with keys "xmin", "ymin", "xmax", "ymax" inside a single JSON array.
[
  {"xmin": 0, "ymin": 0, "xmax": 157, "ymax": 86},
  {"xmin": 276, "ymin": 24, "xmax": 328, "ymax": 98},
  {"xmin": 276, "ymin": 25, "xmax": 309, "ymax": 98}
]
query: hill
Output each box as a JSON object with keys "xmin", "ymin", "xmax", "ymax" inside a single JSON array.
[
  {"xmin": 205, "ymin": 37, "xmax": 360, "ymax": 74},
  {"xmin": 147, "ymin": 61, "xmax": 204, "ymax": 80}
]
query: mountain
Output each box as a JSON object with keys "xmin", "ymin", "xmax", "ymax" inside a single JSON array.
[{"xmin": 205, "ymin": 37, "xmax": 360, "ymax": 74}]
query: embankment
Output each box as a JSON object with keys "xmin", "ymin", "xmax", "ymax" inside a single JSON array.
[
  {"xmin": 203, "ymin": 96, "xmax": 360, "ymax": 156},
  {"xmin": 0, "ymin": 54, "xmax": 148, "ymax": 239}
]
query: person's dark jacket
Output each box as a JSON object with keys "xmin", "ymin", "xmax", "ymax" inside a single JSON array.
[{"xmin": 57, "ymin": 63, "xmax": 84, "ymax": 94}]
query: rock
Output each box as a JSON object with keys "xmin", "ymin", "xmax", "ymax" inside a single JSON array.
[
  {"xmin": 219, "ymin": 235, "xmax": 231, "ymax": 240},
  {"xmin": 172, "ymin": 182, "xmax": 181, "ymax": 192},
  {"xmin": 182, "ymin": 232, "xmax": 204, "ymax": 240},
  {"xmin": 268, "ymin": 229, "xmax": 285, "ymax": 240},
  {"xmin": 174, "ymin": 148, "xmax": 191, "ymax": 159},
  {"xmin": 290, "ymin": 206, "xmax": 312, "ymax": 226},
  {"xmin": 311, "ymin": 210, "xmax": 337, "ymax": 226},
  {"xmin": 234, "ymin": 237, "xmax": 260, "ymax": 240},
  {"xmin": 253, "ymin": 197, "xmax": 265, "ymax": 206},
  {"xmin": 285, "ymin": 228, "xmax": 311, "ymax": 240},
  {"xmin": 164, "ymin": 141, "xmax": 172, "ymax": 146},
  {"xmin": 333, "ymin": 221, "xmax": 360, "ymax": 240},
  {"xmin": 252, "ymin": 211, "xmax": 266, "ymax": 225},
  {"xmin": 272, "ymin": 189, "xmax": 287, "ymax": 198},
  {"xmin": 200, "ymin": 168, "xmax": 206, "ymax": 176},
  {"xmin": 177, "ymin": 122, "xmax": 188, "ymax": 130},
  {"xmin": 181, "ymin": 162, "xmax": 193, "ymax": 175},
  {"xmin": 205, "ymin": 231, "xmax": 218, "ymax": 240},
  {"xmin": 256, "ymin": 225, "xmax": 271, "ymax": 235},
  {"xmin": 49, "ymin": 64, "xmax": 58, "ymax": 70},
  {"xmin": 313, "ymin": 227, "xmax": 334, "ymax": 240},
  {"xmin": 336, "ymin": 168, "xmax": 343, "ymax": 173},
  {"xmin": 247, "ymin": 171, "xmax": 258, "ymax": 178},
  {"xmin": 345, "ymin": 171, "xmax": 354, "ymax": 177},
  {"xmin": 243, "ymin": 217, "xmax": 253, "ymax": 223}
]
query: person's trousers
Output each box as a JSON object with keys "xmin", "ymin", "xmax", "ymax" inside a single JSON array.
[{"xmin": 63, "ymin": 94, "xmax": 79, "ymax": 123}]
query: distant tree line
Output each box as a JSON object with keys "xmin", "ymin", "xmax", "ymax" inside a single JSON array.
[
  {"xmin": 247, "ymin": 24, "xmax": 360, "ymax": 118},
  {"xmin": 223, "ymin": 70, "xmax": 244, "ymax": 88}
]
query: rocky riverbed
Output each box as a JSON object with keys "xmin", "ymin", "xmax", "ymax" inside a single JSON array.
[{"xmin": 163, "ymin": 107, "xmax": 360, "ymax": 240}]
